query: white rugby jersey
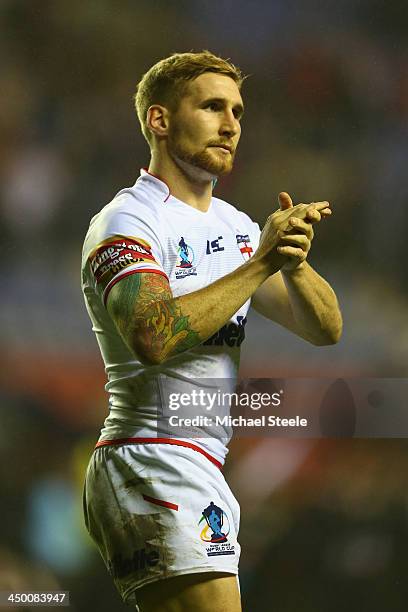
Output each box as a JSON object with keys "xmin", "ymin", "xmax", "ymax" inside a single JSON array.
[{"xmin": 82, "ymin": 169, "xmax": 261, "ymax": 464}]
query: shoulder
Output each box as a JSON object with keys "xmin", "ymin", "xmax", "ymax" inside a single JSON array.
[
  {"xmin": 82, "ymin": 184, "xmax": 164, "ymax": 261},
  {"xmin": 96, "ymin": 182, "xmax": 163, "ymax": 227}
]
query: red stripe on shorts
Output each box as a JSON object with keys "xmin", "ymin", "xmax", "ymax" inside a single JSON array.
[
  {"xmin": 142, "ymin": 494, "xmax": 179, "ymax": 511},
  {"xmin": 94, "ymin": 437, "xmax": 223, "ymax": 470}
]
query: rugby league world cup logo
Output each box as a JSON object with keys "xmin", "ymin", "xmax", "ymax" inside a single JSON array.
[
  {"xmin": 200, "ymin": 501, "xmax": 229, "ymax": 543},
  {"xmin": 175, "ymin": 236, "xmax": 197, "ymax": 279}
]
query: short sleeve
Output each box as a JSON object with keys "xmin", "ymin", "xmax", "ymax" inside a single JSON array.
[
  {"xmin": 248, "ymin": 219, "xmax": 261, "ymax": 251},
  {"xmin": 84, "ymin": 198, "xmax": 168, "ymax": 305},
  {"xmin": 236, "ymin": 210, "xmax": 261, "ymax": 259}
]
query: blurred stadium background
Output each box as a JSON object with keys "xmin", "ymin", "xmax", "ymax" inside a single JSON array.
[{"xmin": 1, "ymin": 1, "xmax": 408, "ymax": 610}]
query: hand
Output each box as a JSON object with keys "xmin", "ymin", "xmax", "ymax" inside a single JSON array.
[
  {"xmin": 253, "ymin": 192, "xmax": 331, "ymax": 274},
  {"xmin": 276, "ymin": 192, "xmax": 331, "ymax": 271}
]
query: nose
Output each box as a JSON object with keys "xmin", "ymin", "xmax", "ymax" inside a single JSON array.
[{"xmin": 219, "ymin": 110, "xmax": 240, "ymax": 137}]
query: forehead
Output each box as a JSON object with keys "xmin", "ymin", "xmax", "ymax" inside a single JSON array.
[{"xmin": 184, "ymin": 72, "xmax": 243, "ymax": 105}]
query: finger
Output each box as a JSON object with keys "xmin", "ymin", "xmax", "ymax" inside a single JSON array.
[
  {"xmin": 277, "ymin": 245, "xmax": 307, "ymax": 259},
  {"xmin": 269, "ymin": 200, "xmax": 327, "ymax": 228},
  {"xmin": 320, "ymin": 208, "xmax": 332, "ymax": 218},
  {"xmin": 310, "ymin": 201, "xmax": 330, "ymax": 211},
  {"xmin": 268, "ymin": 204, "xmax": 303, "ymax": 227},
  {"xmin": 308, "ymin": 207, "xmax": 332, "ymax": 222},
  {"xmin": 307, "ymin": 201, "xmax": 330, "ymax": 219},
  {"xmin": 287, "ymin": 217, "xmax": 314, "ymax": 239},
  {"xmin": 306, "ymin": 209, "xmax": 322, "ymax": 223},
  {"xmin": 278, "ymin": 191, "xmax": 293, "ymax": 210},
  {"xmin": 279, "ymin": 233, "xmax": 310, "ymax": 250},
  {"xmin": 276, "ymin": 203, "xmax": 308, "ymax": 223},
  {"xmin": 288, "ymin": 201, "xmax": 330, "ymax": 214}
]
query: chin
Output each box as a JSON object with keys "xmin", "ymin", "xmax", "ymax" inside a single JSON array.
[
  {"xmin": 197, "ymin": 161, "xmax": 233, "ymax": 180},
  {"xmin": 173, "ymin": 150, "xmax": 233, "ymax": 181},
  {"xmin": 197, "ymin": 153, "xmax": 234, "ymax": 178}
]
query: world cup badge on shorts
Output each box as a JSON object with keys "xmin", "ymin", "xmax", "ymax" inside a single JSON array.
[
  {"xmin": 199, "ymin": 501, "xmax": 235, "ymax": 557},
  {"xmin": 175, "ymin": 236, "xmax": 197, "ymax": 279}
]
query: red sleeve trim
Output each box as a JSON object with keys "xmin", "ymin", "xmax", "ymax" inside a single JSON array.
[
  {"xmin": 103, "ymin": 268, "xmax": 169, "ymax": 306},
  {"xmin": 142, "ymin": 494, "xmax": 179, "ymax": 511},
  {"xmin": 94, "ymin": 437, "xmax": 223, "ymax": 470}
]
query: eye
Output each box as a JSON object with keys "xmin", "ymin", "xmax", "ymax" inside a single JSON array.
[{"xmin": 205, "ymin": 102, "xmax": 220, "ymax": 111}]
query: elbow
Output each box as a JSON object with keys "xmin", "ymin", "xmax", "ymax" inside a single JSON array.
[
  {"xmin": 131, "ymin": 337, "xmax": 175, "ymax": 366},
  {"xmin": 316, "ymin": 331, "xmax": 341, "ymax": 346},
  {"xmin": 314, "ymin": 317, "xmax": 343, "ymax": 346},
  {"xmin": 116, "ymin": 323, "xmax": 169, "ymax": 366},
  {"xmin": 137, "ymin": 353, "xmax": 162, "ymax": 367},
  {"xmin": 132, "ymin": 346, "xmax": 165, "ymax": 367},
  {"xmin": 126, "ymin": 336, "xmax": 164, "ymax": 366},
  {"xmin": 124, "ymin": 327, "xmax": 168, "ymax": 366},
  {"xmin": 331, "ymin": 312, "xmax": 343, "ymax": 344},
  {"xmin": 332, "ymin": 322, "xmax": 343, "ymax": 344}
]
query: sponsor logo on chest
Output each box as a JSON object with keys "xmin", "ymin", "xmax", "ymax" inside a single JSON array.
[{"xmin": 173, "ymin": 231, "xmax": 254, "ymax": 279}]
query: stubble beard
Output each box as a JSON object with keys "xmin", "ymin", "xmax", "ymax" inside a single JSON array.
[{"xmin": 168, "ymin": 132, "xmax": 234, "ymax": 180}]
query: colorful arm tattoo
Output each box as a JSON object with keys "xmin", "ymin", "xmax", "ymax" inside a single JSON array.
[{"xmin": 107, "ymin": 273, "xmax": 201, "ymax": 363}]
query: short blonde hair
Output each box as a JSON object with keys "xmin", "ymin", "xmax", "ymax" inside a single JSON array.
[{"xmin": 134, "ymin": 50, "xmax": 246, "ymax": 145}]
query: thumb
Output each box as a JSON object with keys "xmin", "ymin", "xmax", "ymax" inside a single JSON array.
[{"xmin": 278, "ymin": 192, "xmax": 293, "ymax": 210}]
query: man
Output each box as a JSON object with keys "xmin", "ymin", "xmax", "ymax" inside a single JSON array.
[{"xmin": 81, "ymin": 51, "xmax": 342, "ymax": 611}]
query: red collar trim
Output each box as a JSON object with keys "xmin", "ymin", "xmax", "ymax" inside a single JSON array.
[{"xmin": 141, "ymin": 167, "xmax": 171, "ymax": 203}]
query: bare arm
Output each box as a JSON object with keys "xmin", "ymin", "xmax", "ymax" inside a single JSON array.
[
  {"xmin": 252, "ymin": 192, "xmax": 342, "ymax": 345},
  {"xmin": 107, "ymin": 257, "xmax": 270, "ymax": 365},
  {"xmin": 252, "ymin": 265, "xmax": 342, "ymax": 345},
  {"xmin": 105, "ymin": 200, "xmax": 323, "ymax": 365}
]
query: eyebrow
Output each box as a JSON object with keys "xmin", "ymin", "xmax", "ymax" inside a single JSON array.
[{"xmin": 201, "ymin": 97, "xmax": 245, "ymax": 117}]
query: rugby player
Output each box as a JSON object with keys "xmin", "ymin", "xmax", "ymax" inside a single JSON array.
[{"xmin": 81, "ymin": 50, "xmax": 342, "ymax": 611}]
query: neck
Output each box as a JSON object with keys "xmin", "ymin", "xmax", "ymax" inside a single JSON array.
[{"xmin": 148, "ymin": 151, "xmax": 214, "ymax": 212}]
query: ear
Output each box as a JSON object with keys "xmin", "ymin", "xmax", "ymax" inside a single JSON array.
[{"xmin": 146, "ymin": 105, "xmax": 169, "ymax": 138}]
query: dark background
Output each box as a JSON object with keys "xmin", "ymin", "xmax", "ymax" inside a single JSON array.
[{"xmin": 1, "ymin": 1, "xmax": 408, "ymax": 610}]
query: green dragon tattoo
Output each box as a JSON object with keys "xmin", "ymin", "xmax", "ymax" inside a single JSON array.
[{"xmin": 107, "ymin": 273, "xmax": 201, "ymax": 363}]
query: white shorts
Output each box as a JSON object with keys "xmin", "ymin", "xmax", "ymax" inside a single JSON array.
[{"xmin": 83, "ymin": 441, "xmax": 241, "ymax": 605}]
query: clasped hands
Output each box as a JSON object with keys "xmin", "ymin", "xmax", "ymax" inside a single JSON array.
[{"xmin": 258, "ymin": 192, "xmax": 331, "ymax": 272}]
